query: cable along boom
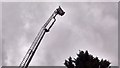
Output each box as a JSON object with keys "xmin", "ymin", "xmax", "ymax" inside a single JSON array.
[{"xmin": 19, "ymin": 6, "xmax": 65, "ymax": 68}]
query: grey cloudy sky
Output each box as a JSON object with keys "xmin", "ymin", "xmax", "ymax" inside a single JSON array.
[
  {"xmin": 1, "ymin": 0, "xmax": 119, "ymax": 2},
  {"xmin": 2, "ymin": 2, "xmax": 118, "ymax": 66}
]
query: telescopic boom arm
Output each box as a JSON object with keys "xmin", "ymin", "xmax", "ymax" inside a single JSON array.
[{"xmin": 19, "ymin": 6, "xmax": 65, "ymax": 68}]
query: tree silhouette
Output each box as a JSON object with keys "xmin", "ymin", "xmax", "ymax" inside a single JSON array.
[{"xmin": 64, "ymin": 50, "xmax": 111, "ymax": 68}]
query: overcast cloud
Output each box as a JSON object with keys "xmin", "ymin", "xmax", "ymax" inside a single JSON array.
[{"xmin": 2, "ymin": 2, "xmax": 118, "ymax": 66}]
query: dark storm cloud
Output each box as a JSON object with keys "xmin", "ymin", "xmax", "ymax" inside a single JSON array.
[{"xmin": 2, "ymin": 2, "xmax": 118, "ymax": 66}]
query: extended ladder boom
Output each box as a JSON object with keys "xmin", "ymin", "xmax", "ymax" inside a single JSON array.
[{"xmin": 19, "ymin": 6, "xmax": 65, "ymax": 68}]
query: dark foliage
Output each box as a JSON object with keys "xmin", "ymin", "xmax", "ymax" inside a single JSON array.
[{"xmin": 64, "ymin": 50, "xmax": 111, "ymax": 68}]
